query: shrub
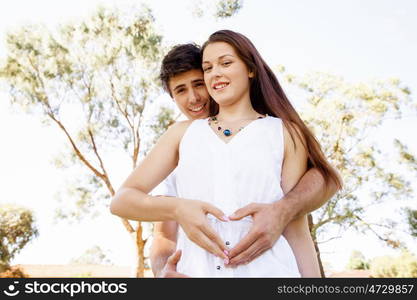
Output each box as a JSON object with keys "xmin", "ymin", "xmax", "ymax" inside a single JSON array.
[
  {"xmin": 370, "ymin": 250, "xmax": 417, "ymax": 277},
  {"xmin": 0, "ymin": 266, "xmax": 28, "ymax": 278}
]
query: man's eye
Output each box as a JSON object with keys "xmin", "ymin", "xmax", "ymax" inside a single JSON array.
[{"xmin": 176, "ymin": 89, "xmax": 185, "ymax": 94}]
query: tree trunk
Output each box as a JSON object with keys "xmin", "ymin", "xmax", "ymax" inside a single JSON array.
[
  {"xmin": 135, "ymin": 221, "xmax": 145, "ymax": 277},
  {"xmin": 308, "ymin": 214, "xmax": 325, "ymax": 278}
]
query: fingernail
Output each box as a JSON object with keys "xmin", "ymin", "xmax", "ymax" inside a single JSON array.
[
  {"xmin": 221, "ymin": 215, "xmax": 230, "ymax": 222},
  {"xmin": 224, "ymin": 250, "xmax": 229, "ymax": 256},
  {"xmin": 224, "ymin": 258, "xmax": 229, "ymax": 265}
]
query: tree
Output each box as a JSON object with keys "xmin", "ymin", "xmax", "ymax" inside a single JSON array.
[
  {"xmin": 277, "ymin": 67, "xmax": 417, "ymax": 275},
  {"xmin": 0, "ymin": 6, "xmax": 175, "ymax": 277},
  {"xmin": 0, "ymin": 204, "xmax": 38, "ymax": 272}
]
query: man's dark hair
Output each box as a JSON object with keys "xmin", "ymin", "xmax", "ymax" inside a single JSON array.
[{"xmin": 160, "ymin": 43, "xmax": 202, "ymax": 96}]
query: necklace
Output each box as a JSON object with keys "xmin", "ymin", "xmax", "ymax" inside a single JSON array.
[{"xmin": 209, "ymin": 114, "xmax": 268, "ymax": 137}]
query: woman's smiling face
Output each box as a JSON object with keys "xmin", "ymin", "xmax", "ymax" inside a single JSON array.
[{"xmin": 202, "ymin": 41, "xmax": 253, "ymax": 107}]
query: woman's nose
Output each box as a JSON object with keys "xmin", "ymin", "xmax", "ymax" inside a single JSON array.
[{"xmin": 212, "ymin": 65, "xmax": 222, "ymax": 77}]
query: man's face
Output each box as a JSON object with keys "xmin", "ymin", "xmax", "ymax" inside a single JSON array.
[{"xmin": 168, "ymin": 69, "xmax": 210, "ymax": 120}]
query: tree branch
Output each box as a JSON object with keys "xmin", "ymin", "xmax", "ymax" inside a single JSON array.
[
  {"xmin": 109, "ymin": 79, "xmax": 135, "ymax": 130},
  {"xmin": 48, "ymin": 113, "xmax": 104, "ymax": 179},
  {"xmin": 87, "ymin": 127, "xmax": 114, "ymax": 192},
  {"xmin": 109, "ymin": 75, "xmax": 139, "ymax": 169},
  {"xmin": 317, "ymin": 235, "xmax": 342, "ymax": 244}
]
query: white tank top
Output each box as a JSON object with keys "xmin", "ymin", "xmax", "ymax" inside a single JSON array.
[{"xmin": 175, "ymin": 116, "xmax": 300, "ymax": 277}]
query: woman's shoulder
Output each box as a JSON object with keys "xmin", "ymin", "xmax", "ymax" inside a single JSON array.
[
  {"xmin": 164, "ymin": 118, "xmax": 207, "ymax": 141},
  {"xmin": 170, "ymin": 118, "xmax": 209, "ymax": 130},
  {"xmin": 263, "ymin": 117, "xmax": 303, "ymax": 148},
  {"xmin": 169, "ymin": 119, "xmax": 193, "ymax": 130},
  {"xmin": 264, "ymin": 115, "xmax": 282, "ymax": 122},
  {"xmin": 281, "ymin": 121, "xmax": 306, "ymax": 154},
  {"xmin": 164, "ymin": 120, "xmax": 193, "ymax": 140},
  {"xmin": 263, "ymin": 115, "xmax": 283, "ymax": 128},
  {"xmin": 265, "ymin": 117, "xmax": 299, "ymax": 133}
]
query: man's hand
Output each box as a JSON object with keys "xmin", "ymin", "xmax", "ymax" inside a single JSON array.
[
  {"xmin": 175, "ymin": 198, "xmax": 229, "ymax": 260},
  {"xmin": 156, "ymin": 250, "xmax": 189, "ymax": 278},
  {"xmin": 227, "ymin": 202, "xmax": 288, "ymax": 266}
]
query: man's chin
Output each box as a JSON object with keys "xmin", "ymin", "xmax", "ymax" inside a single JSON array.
[{"xmin": 187, "ymin": 110, "xmax": 209, "ymax": 120}]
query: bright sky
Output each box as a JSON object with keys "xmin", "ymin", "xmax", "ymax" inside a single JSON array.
[{"xmin": 1, "ymin": 0, "xmax": 416, "ymax": 273}]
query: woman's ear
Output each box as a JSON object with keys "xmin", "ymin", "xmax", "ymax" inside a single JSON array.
[{"xmin": 249, "ymin": 71, "xmax": 254, "ymax": 78}]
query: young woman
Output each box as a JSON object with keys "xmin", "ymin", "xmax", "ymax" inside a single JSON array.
[{"xmin": 111, "ymin": 30, "xmax": 341, "ymax": 277}]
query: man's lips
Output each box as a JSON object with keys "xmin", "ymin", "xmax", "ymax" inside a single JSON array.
[{"xmin": 188, "ymin": 102, "xmax": 206, "ymax": 113}]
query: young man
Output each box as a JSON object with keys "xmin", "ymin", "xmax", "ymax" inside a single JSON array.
[{"xmin": 113, "ymin": 44, "xmax": 341, "ymax": 277}]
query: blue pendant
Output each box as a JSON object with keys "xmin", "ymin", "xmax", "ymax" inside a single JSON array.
[{"xmin": 223, "ymin": 129, "xmax": 232, "ymax": 136}]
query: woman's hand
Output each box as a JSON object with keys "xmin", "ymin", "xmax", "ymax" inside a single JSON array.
[{"xmin": 174, "ymin": 198, "xmax": 230, "ymax": 260}]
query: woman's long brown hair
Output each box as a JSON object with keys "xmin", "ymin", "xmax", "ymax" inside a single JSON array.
[{"xmin": 202, "ymin": 30, "xmax": 342, "ymax": 189}]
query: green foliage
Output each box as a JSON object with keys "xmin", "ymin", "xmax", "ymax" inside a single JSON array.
[
  {"xmin": 370, "ymin": 250, "xmax": 417, "ymax": 277},
  {"xmin": 346, "ymin": 250, "xmax": 370, "ymax": 270},
  {"xmin": 149, "ymin": 106, "xmax": 176, "ymax": 142},
  {"xmin": 405, "ymin": 208, "xmax": 417, "ymax": 238},
  {"xmin": 215, "ymin": 0, "xmax": 243, "ymax": 19},
  {"xmin": 279, "ymin": 69, "xmax": 417, "ymax": 247},
  {"xmin": 0, "ymin": 204, "xmax": 39, "ymax": 269},
  {"xmin": 394, "ymin": 139, "xmax": 417, "ymax": 172},
  {"xmin": 191, "ymin": 0, "xmax": 243, "ymax": 19}
]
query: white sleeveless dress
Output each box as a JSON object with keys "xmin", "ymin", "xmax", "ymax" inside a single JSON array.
[{"xmin": 175, "ymin": 116, "xmax": 300, "ymax": 277}]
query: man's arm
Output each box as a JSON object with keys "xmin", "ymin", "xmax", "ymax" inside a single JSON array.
[
  {"xmin": 149, "ymin": 170, "xmax": 190, "ymax": 278},
  {"xmin": 279, "ymin": 124, "xmax": 320, "ymax": 277},
  {"xmin": 275, "ymin": 166, "xmax": 341, "ymax": 225},
  {"xmin": 150, "ymin": 221, "xmax": 189, "ymax": 277},
  {"xmin": 150, "ymin": 221, "xmax": 177, "ymax": 277}
]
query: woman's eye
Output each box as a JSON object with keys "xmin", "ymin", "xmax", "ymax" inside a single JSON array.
[
  {"xmin": 222, "ymin": 61, "xmax": 231, "ymax": 66},
  {"xmin": 203, "ymin": 66, "xmax": 212, "ymax": 72}
]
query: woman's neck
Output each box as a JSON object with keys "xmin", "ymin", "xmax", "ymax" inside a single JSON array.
[{"xmin": 216, "ymin": 97, "xmax": 260, "ymax": 122}]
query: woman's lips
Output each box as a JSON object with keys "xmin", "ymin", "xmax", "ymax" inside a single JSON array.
[{"xmin": 212, "ymin": 82, "xmax": 229, "ymax": 91}]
